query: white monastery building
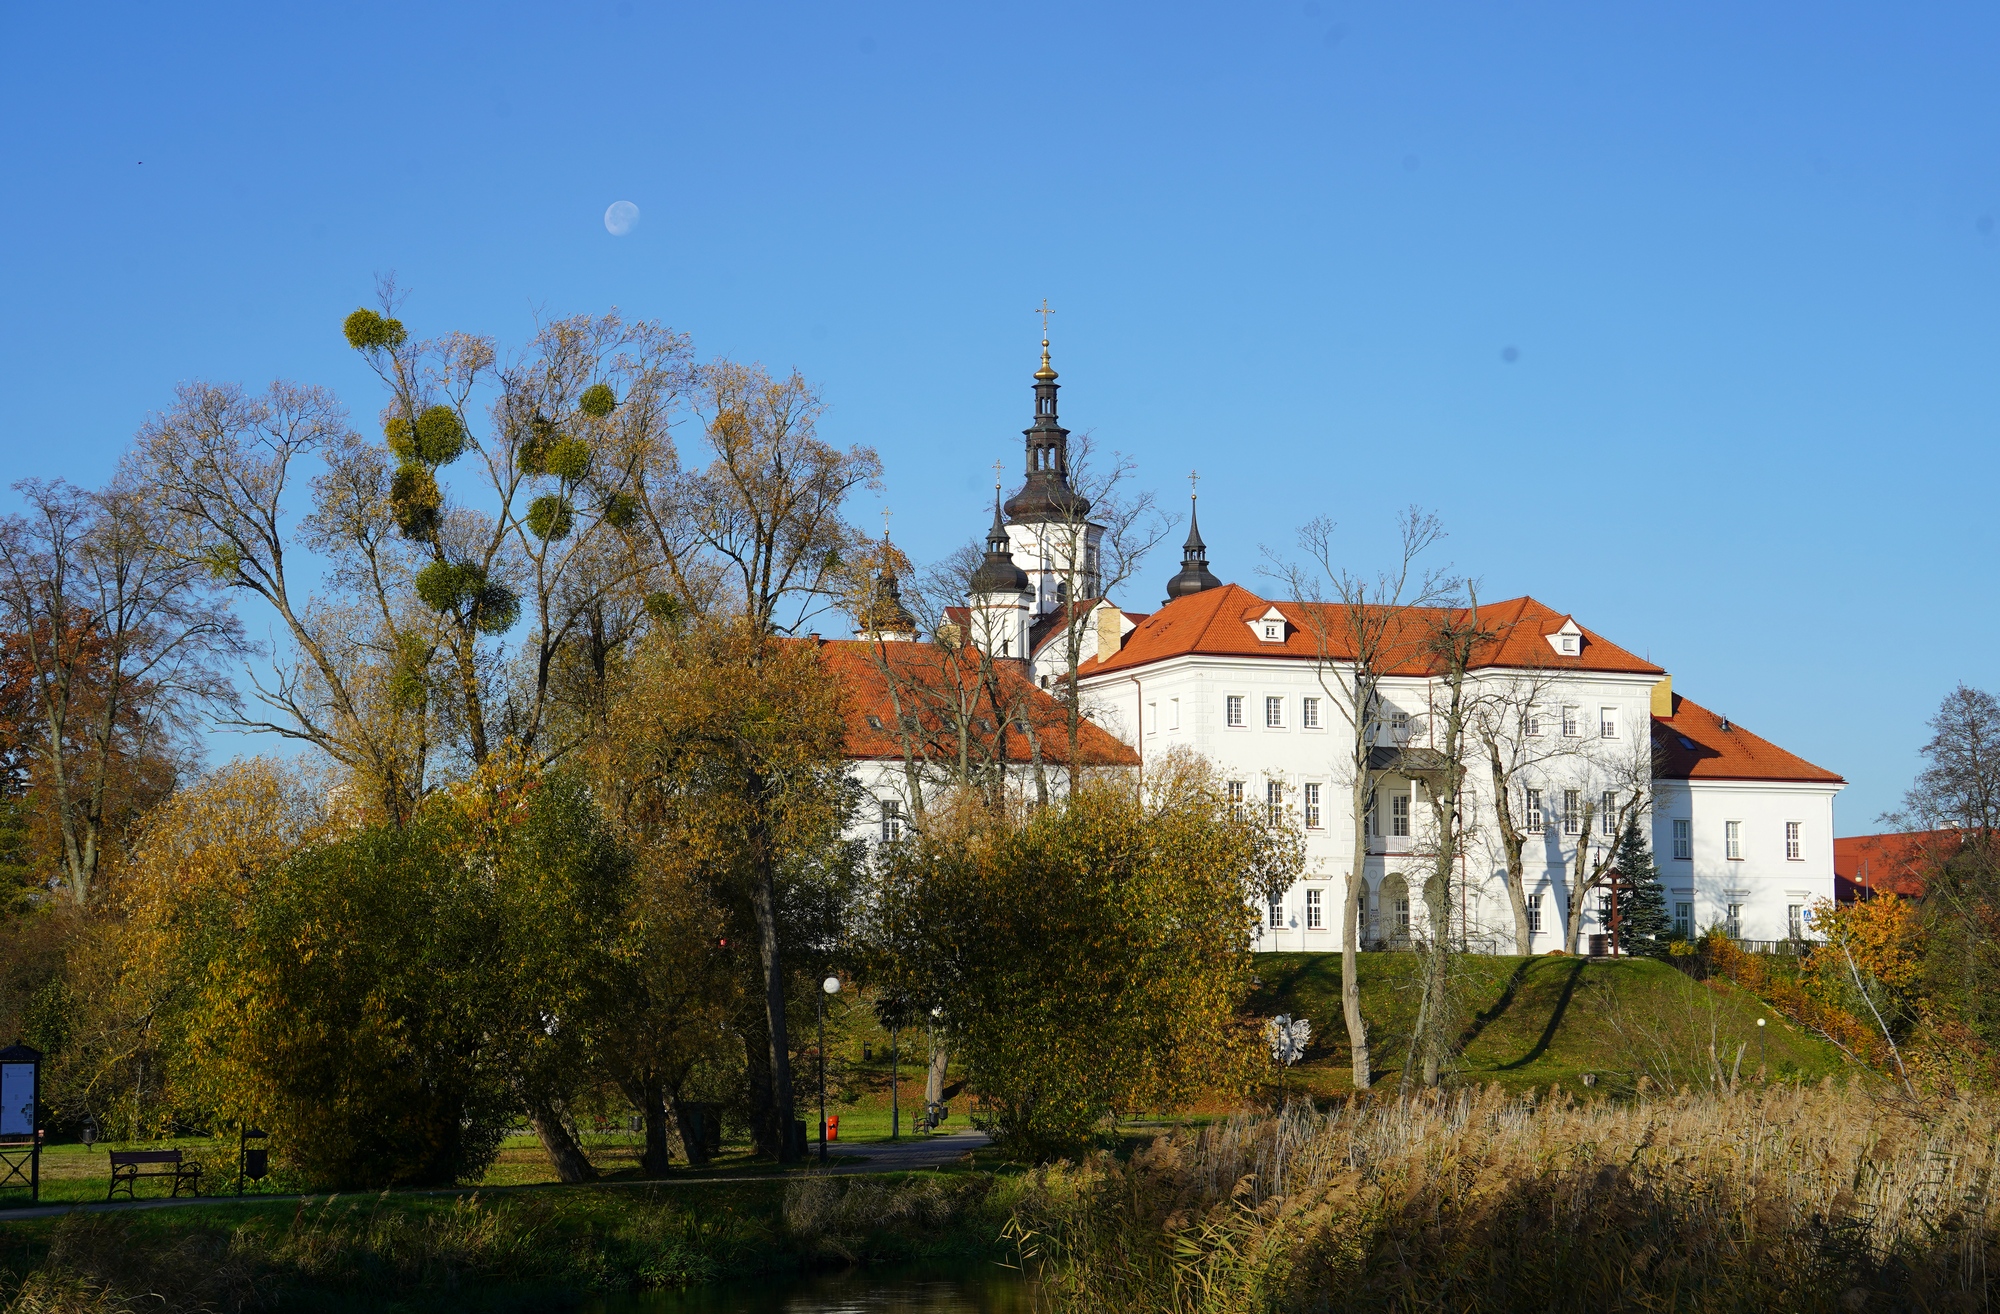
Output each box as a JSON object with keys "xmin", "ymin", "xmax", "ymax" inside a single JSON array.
[{"xmin": 840, "ymin": 339, "xmax": 1844, "ymax": 954}]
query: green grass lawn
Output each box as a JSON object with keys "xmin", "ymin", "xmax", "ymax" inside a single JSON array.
[{"xmin": 1249, "ymin": 951, "xmax": 1855, "ymax": 1096}]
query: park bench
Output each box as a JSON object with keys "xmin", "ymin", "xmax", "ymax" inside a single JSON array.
[{"xmin": 107, "ymin": 1148, "xmax": 201, "ymax": 1200}]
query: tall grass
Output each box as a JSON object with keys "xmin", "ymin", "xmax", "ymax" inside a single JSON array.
[
  {"xmin": 1, "ymin": 1175, "xmax": 1009, "ymax": 1313},
  {"xmin": 1010, "ymin": 1082, "xmax": 2000, "ymax": 1312}
]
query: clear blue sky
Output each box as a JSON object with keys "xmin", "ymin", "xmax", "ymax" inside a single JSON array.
[{"xmin": 4, "ymin": 2, "xmax": 1995, "ymax": 829}]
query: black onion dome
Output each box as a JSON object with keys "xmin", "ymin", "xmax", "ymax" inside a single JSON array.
[
  {"xmin": 1163, "ymin": 496, "xmax": 1222, "ymax": 601},
  {"xmin": 969, "ymin": 492, "xmax": 1030, "ymax": 595}
]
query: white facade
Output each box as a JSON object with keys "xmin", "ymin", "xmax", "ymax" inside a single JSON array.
[{"xmin": 1076, "ymin": 624, "xmax": 1840, "ymax": 955}]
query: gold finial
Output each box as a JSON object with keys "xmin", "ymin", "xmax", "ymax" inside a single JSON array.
[{"xmin": 1034, "ymin": 299, "xmax": 1058, "ymax": 380}]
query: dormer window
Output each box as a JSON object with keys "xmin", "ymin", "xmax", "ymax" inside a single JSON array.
[
  {"xmin": 1249, "ymin": 606, "xmax": 1289, "ymax": 644},
  {"xmin": 1546, "ymin": 617, "xmax": 1584, "ymax": 658}
]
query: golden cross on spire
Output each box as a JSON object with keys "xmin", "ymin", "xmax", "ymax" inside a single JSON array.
[
  {"xmin": 880, "ymin": 507, "xmax": 892, "ymax": 540},
  {"xmin": 1034, "ymin": 298, "xmax": 1054, "ymax": 337},
  {"xmin": 991, "ymin": 458, "xmax": 1006, "ymax": 490},
  {"xmin": 1189, "ymin": 469, "xmax": 1200, "ymax": 500}
]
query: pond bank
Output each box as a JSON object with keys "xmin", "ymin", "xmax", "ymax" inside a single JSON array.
[{"xmin": 0, "ymin": 1173, "xmax": 1020, "ymax": 1313}]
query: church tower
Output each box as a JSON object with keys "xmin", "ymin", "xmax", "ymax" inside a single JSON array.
[
  {"xmin": 998, "ymin": 335, "xmax": 1103, "ymax": 618},
  {"xmin": 967, "ymin": 489, "xmax": 1032, "ymax": 660}
]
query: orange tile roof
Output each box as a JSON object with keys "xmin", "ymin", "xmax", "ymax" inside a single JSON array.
[
  {"xmin": 1832, "ymin": 830, "xmax": 1961, "ymax": 900},
  {"xmin": 818, "ymin": 639, "xmax": 1139, "ymax": 767},
  {"xmin": 1077, "ymin": 583, "xmax": 1664, "ymax": 680},
  {"xmin": 1651, "ymin": 694, "xmax": 1844, "ymax": 784}
]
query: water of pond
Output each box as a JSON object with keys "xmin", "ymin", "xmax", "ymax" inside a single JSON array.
[{"xmin": 585, "ymin": 1263, "xmax": 1037, "ymax": 1314}]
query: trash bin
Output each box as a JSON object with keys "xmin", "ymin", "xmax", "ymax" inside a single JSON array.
[{"xmin": 824, "ymin": 1115, "xmax": 839, "ymax": 1142}]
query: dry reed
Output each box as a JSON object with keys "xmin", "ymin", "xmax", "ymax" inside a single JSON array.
[{"xmin": 1011, "ymin": 1082, "xmax": 2000, "ymax": 1312}]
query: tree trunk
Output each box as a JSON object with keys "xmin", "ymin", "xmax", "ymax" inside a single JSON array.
[
  {"xmin": 1344, "ymin": 770, "xmax": 1373, "ymax": 1091},
  {"xmin": 925, "ymin": 1032, "xmax": 949, "ymax": 1105},
  {"xmin": 1564, "ymin": 804, "xmax": 1597, "ymax": 954},
  {"xmin": 742, "ymin": 1025, "xmax": 782, "ymax": 1159},
  {"xmin": 668, "ymin": 1092, "xmax": 712, "ymax": 1170},
  {"xmin": 747, "ymin": 830, "xmax": 798, "ymax": 1161},
  {"xmin": 1486, "ymin": 742, "xmax": 1534, "ymax": 954},
  {"xmin": 640, "ymin": 1083, "xmax": 674, "ymax": 1176},
  {"xmin": 529, "ymin": 1098, "xmax": 597, "ymax": 1183}
]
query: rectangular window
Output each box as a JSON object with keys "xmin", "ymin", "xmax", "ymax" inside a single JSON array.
[
  {"xmin": 880, "ymin": 799, "xmax": 903, "ymax": 843},
  {"xmin": 1562, "ymin": 706, "xmax": 1581, "ymax": 738},
  {"xmin": 1268, "ymin": 894, "xmax": 1284, "ymax": 929},
  {"xmin": 1526, "ymin": 709, "xmax": 1545, "ymax": 738},
  {"xmin": 1227, "ymin": 780, "xmax": 1245, "ymax": 820},
  {"xmin": 1302, "ymin": 696, "xmax": 1320, "ymax": 729},
  {"xmin": 1267, "ymin": 780, "xmax": 1283, "ymax": 824},
  {"xmin": 1527, "ymin": 893, "xmax": 1543, "ymax": 934},
  {"xmin": 1394, "ymin": 894, "xmax": 1411, "ymax": 931},
  {"xmin": 1265, "ymin": 695, "xmax": 1284, "ymax": 728},
  {"xmin": 1788, "ymin": 904, "xmax": 1805, "ymax": 940},
  {"xmin": 1365, "ymin": 790, "xmax": 1379, "ymax": 836},
  {"xmin": 1390, "ymin": 709, "xmax": 1411, "ymax": 737},
  {"xmin": 1147, "ymin": 701, "xmax": 1158, "ymax": 736},
  {"xmin": 1600, "ymin": 707, "xmax": 1619, "ymax": 739},
  {"xmin": 1169, "ymin": 697, "xmax": 1180, "ymax": 731},
  {"xmin": 1725, "ymin": 820, "xmax": 1742, "ymax": 860},
  {"xmin": 1601, "ymin": 791, "xmax": 1617, "ymax": 835},
  {"xmin": 1673, "ymin": 819, "xmax": 1691, "ymax": 860},
  {"xmin": 1726, "ymin": 903, "xmax": 1743, "ymax": 938},
  {"xmin": 1562, "ymin": 789, "xmax": 1581, "ymax": 836},
  {"xmin": 1786, "ymin": 821, "xmax": 1802, "ymax": 860},
  {"xmin": 1304, "ymin": 782, "xmax": 1322, "ymax": 829},
  {"xmin": 1391, "ymin": 791, "xmax": 1411, "ymax": 837},
  {"xmin": 1525, "ymin": 788, "xmax": 1544, "ymax": 834},
  {"xmin": 1226, "ymin": 695, "xmax": 1245, "ymax": 728},
  {"xmin": 1305, "ymin": 888, "xmax": 1323, "ymax": 929},
  {"xmin": 1674, "ymin": 901, "xmax": 1694, "ymax": 939}
]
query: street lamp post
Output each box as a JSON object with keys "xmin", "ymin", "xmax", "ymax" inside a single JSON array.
[
  {"xmin": 818, "ymin": 975, "xmax": 841, "ymax": 1164},
  {"xmin": 1757, "ymin": 1016, "xmax": 1767, "ymax": 1074}
]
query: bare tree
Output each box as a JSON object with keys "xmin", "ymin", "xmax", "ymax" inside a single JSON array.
[
  {"xmin": 1400, "ymin": 587, "xmax": 1488, "ymax": 1089},
  {"xmin": 1553, "ymin": 733, "xmax": 1656, "ymax": 954},
  {"xmin": 1470, "ymin": 664, "xmax": 1595, "ymax": 953},
  {"xmin": 1882, "ymin": 683, "xmax": 2000, "ymax": 838},
  {"xmin": 0, "ymin": 477, "xmax": 247, "ymax": 905},
  {"xmin": 1267, "ymin": 507, "xmax": 1450, "ymax": 1091}
]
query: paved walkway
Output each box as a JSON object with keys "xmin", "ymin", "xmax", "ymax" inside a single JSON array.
[{"xmin": 0, "ymin": 1130, "xmax": 994, "ymax": 1223}]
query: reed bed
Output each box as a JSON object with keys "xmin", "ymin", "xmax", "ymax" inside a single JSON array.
[{"xmin": 1010, "ymin": 1082, "xmax": 2000, "ymax": 1313}]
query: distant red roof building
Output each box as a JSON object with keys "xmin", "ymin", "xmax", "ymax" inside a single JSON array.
[{"xmin": 1832, "ymin": 830, "xmax": 1966, "ymax": 902}]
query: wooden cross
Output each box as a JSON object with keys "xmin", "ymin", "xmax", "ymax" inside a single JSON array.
[{"xmin": 1034, "ymin": 299, "xmax": 1054, "ymax": 336}]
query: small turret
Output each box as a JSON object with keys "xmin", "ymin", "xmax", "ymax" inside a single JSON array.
[
  {"xmin": 1163, "ymin": 484, "xmax": 1222, "ymax": 602},
  {"xmin": 968, "ymin": 489, "xmax": 1032, "ymax": 659},
  {"xmin": 858, "ymin": 546, "xmax": 920, "ymax": 644}
]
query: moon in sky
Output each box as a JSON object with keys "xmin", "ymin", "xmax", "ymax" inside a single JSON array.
[{"xmin": 604, "ymin": 201, "xmax": 639, "ymax": 236}]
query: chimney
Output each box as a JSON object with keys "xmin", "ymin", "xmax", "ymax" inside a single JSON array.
[
  {"xmin": 1096, "ymin": 605, "xmax": 1124, "ymax": 660},
  {"xmin": 1650, "ymin": 675, "xmax": 1673, "ymax": 718}
]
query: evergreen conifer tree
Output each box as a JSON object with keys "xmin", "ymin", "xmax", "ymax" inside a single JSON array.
[{"xmin": 1612, "ymin": 818, "xmax": 1674, "ymax": 957}]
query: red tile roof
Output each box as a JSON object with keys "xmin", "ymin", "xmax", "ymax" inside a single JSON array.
[
  {"xmin": 1651, "ymin": 694, "xmax": 1844, "ymax": 784},
  {"xmin": 818, "ymin": 639, "xmax": 1139, "ymax": 767},
  {"xmin": 1077, "ymin": 584, "xmax": 1664, "ymax": 680},
  {"xmin": 1832, "ymin": 830, "xmax": 1962, "ymax": 901}
]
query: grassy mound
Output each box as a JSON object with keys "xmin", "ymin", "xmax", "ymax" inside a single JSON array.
[{"xmin": 1249, "ymin": 951, "xmax": 1854, "ymax": 1094}]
